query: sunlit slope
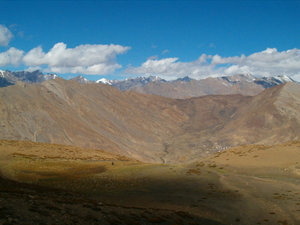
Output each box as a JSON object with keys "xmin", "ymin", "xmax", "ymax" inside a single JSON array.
[
  {"xmin": 0, "ymin": 79, "xmax": 187, "ymax": 162},
  {"xmin": 0, "ymin": 80, "xmax": 299, "ymax": 163},
  {"xmin": 165, "ymin": 83, "xmax": 300, "ymax": 162}
]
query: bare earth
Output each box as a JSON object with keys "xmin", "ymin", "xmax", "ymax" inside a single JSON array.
[
  {"xmin": 0, "ymin": 140, "xmax": 299, "ymax": 225},
  {"xmin": 0, "ymin": 80, "xmax": 299, "ymax": 163}
]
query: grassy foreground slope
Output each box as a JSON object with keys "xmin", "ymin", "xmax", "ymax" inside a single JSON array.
[{"xmin": 0, "ymin": 140, "xmax": 300, "ymax": 224}]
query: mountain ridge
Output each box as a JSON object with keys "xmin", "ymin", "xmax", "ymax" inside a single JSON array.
[
  {"xmin": 0, "ymin": 79, "xmax": 299, "ymax": 163},
  {"xmin": 0, "ymin": 70, "xmax": 297, "ymax": 99}
]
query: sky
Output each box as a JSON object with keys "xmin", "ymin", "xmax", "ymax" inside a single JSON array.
[{"xmin": 0, "ymin": 0, "xmax": 299, "ymax": 81}]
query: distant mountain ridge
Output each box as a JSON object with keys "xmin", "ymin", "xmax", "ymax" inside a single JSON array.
[
  {"xmin": 0, "ymin": 70, "xmax": 297, "ymax": 98},
  {"xmin": 0, "ymin": 70, "xmax": 57, "ymax": 87},
  {"xmin": 70, "ymin": 75, "xmax": 93, "ymax": 84},
  {"xmin": 96, "ymin": 76, "xmax": 166, "ymax": 91},
  {"xmin": 96, "ymin": 74, "xmax": 297, "ymax": 98}
]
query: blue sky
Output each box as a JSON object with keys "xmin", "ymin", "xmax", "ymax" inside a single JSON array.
[{"xmin": 0, "ymin": 0, "xmax": 299, "ymax": 81}]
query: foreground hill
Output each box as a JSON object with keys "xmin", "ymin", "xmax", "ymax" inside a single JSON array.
[
  {"xmin": 0, "ymin": 140, "xmax": 299, "ymax": 224},
  {"xmin": 0, "ymin": 79, "xmax": 299, "ymax": 162}
]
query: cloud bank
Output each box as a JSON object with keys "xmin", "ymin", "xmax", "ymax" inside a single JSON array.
[
  {"xmin": 0, "ymin": 25, "xmax": 13, "ymax": 46},
  {"xmin": 126, "ymin": 48, "xmax": 300, "ymax": 81},
  {"xmin": 0, "ymin": 42, "xmax": 130, "ymax": 75},
  {"xmin": 0, "ymin": 47, "xmax": 24, "ymax": 66},
  {"xmin": 23, "ymin": 43, "xmax": 130, "ymax": 75},
  {"xmin": 0, "ymin": 38, "xmax": 299, "ymax": 81}
]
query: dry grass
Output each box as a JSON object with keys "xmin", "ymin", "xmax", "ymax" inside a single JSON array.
[{"xmin": 1, "ymin": 140, "xmax": 300, "ymax": 224}]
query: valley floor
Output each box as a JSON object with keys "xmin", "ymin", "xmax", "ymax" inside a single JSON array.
[{"xmin": 0, "ymin": 140, "xmax": 300, "ymax": 225}]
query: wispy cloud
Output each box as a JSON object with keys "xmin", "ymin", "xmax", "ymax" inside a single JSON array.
[
  {"xmin": 162, "ymin": 49, "xmax": 169, "ymax": 55},
  {"xmin": 0, "ymin": 25, "xmax": 13, "ymax": 46},
  {"xmin": 147, "ymin": 55, "xmax": 158, "ymax": 60},
  {"xmin": 125, "ymin": 48, "xmax": 300, "ymax": 81}
]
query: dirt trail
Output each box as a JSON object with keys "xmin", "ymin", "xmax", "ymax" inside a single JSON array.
[{"xmin": 218, "ymin": 171, "xmax": 299, "ymax": 225}]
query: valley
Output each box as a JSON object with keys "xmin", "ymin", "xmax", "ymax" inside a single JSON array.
[
  {"xmin": 0, "ymin": 1, "xmax": 299, "ymax": 224},
  {"xmin": 0, "ymin": 79, "xmax": 299, "ymax": 163},
  {"xmin": 0, "ymin": 77, "xmax": 299, "ymax": 224}
]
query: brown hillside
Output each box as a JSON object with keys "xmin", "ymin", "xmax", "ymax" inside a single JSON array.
[
  {"xmin": 0, "ymin": 79, "xmax": 186, "ymax": 162},
  {"xmin": 0, "ymin": 80, "xmax": 299, "ymax": 163},
  {"xmin": 219, "ymin": 82, "xmax": 300, "ymax": 145}
]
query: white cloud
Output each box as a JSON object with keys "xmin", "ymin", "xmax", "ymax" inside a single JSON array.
[
  {"xmin": 126, "ymin": 54, "xmax": 215, "ymax": 80},
  {"xmin": 23, "ymin": 42, "xmax": 130, "ymax": 75},
  {"xmin": 0, "ymin": 25, "xmax": 13, "ymax": 46},
  {"xmin": 0, "ymin": 47, "xmax": 24, "ymax": 66},
  {"xmin": 125, "ymin": 48, "xmax": 300, "ymax": 81},
  {"xmin": 25, "ymin": 66, "xmax": 42, "ymax": 72}
]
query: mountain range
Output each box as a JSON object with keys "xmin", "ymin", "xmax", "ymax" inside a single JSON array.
[
  {"xmin": 0, "ymin": 77, "xmax": 299, "ymax": 163},
  {"xmin": 0, "ymin": 70, "xmax": 297, "ymax": 99},
  {"xmin": 108, "ymin": 74, "xmax": 296, "ymax": 98},
  {"xmin": 0, "ymin": 70, "xmax": 57, "ymax": 87}
]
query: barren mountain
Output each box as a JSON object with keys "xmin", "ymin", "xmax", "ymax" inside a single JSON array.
[
  {"xmin": 70, "ymin": 75, "xmax": 93, "ymax": 84},
  {"xmin": 0, "ymin": 78, "xmax": 186, "ymax": 162},
  {"xmin": 0, "ymin": 79, "xmax": 299, "ymax": 163},
  {"xmin": 131, "ymin": 74, "xmax": 296, "ymax": 99},
  {"xmin": 163, "ymin": 82, "xmax": 300, "ymax": 162},
  {"xmin": 0, "ymin": 70, "xmax": 57, "ymax": 87},
  {"xmin": 107, "ymin": 76, "xmax": 165, "ymax": 91}
]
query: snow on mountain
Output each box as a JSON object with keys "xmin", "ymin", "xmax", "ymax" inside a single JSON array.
[
  {"xmin": 273, "ymin": 75, "xmax": 295, "ymax": 83},
  {"xmin": 254, "ymin": 75, "xmax": 295, "ymax": 88},
  {"xmin": 44, "ymin": 73, "xmax": 57, "ymax": 80},
  {"xmin": 0, "ymin": 70, "xmax": 58, "ymax": 87},
  {"xmin": 107, "ymin": 76, "xmax": 166, "ymax": 91},
  {"xmin": 70, "ymin": 75, "xmax": 92, "ymax": 84},
  {"xmin": 220, "ymin": 74, "xmax": 256, "ymax": 84},
  {"xmin": 96, "ymin": 78, "xmax": 112, "ymax": 85}
]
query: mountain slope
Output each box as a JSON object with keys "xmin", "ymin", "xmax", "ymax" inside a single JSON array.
[
  {"xmin": 221, "ymin": 82, "xmax": 300, "ymax": 144},
  {"xmin": 162, "ymin": 83, "xmax": 300, "ymax": 162},
  {"xmin": 0, "ymin": 78, "xmax": 186, "ymax": 162},
  {"xmin": 0, "ymin": 80, "xmax": 299, "ymax": 163}
]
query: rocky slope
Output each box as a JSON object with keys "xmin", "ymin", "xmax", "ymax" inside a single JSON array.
[
  {"xmin": 0, "ymin": 78, "xmax": 186, "ymax": 162},
  {"xmin": 0, "ymin": 79, "xmax": 299, "ymax": 163}
]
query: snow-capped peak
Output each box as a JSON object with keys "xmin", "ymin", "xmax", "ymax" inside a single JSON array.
[
  {"xmin": 44, "ymin": 73, "xmax": 57, "ymax": 80},
  {"xmin": 274, "ymin": 75, "xmax": 294, "ymax": 83},
  {"xmin": 96, "ymin": 78, "xmax": 112, "ymax": 85}
]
